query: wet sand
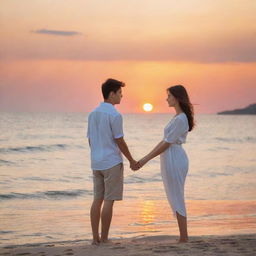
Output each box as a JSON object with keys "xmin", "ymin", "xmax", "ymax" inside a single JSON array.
[{"xmin": 1, "ymin": 234, "xmax": 255, "ymax": 256}]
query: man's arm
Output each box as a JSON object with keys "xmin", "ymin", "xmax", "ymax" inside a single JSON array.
[{"xmin": 115, "ymin": 137, "xmax": 139, "ymax": 170}]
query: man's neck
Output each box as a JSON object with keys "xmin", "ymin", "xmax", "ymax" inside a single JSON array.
[{"xmin": 104, "ymin": 99, "xmax": 115, "ymax": 105}]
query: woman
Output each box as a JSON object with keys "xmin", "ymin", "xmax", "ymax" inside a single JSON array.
[{"xmin": 138, "ymin": 85, "xmax": 194, "ymax": 243}]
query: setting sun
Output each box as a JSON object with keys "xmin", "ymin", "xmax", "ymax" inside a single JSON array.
[{"xmin": 143, "ymin": 103, "xmax": 153, "ymax": 112}]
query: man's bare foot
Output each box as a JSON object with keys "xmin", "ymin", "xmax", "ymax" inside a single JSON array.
[
  {"xmin": 91, "ymin": 239, "xmax": 100, "ymax": 245},
  {"xmin": 178, "ymin": 238, "xmax": 188, "ymax": 243}
]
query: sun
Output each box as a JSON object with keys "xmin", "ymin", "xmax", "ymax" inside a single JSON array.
[{"xmin": 143, "ymin": 103, "xmax": 153, "ymax": 112}]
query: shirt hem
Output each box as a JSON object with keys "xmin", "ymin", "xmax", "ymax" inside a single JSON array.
[{"xmin": 92, "ymin": 160, "xmax": 123, "ymax": 171}]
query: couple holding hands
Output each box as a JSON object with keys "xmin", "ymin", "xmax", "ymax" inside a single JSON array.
[{"xmin": 87, "ymin": 78, "xmax": 194, "ymax": 245}]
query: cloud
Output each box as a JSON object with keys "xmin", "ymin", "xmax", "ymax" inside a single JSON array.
[{"xmin": 32, "ymin": 29, "xmax": 82, "ymax": 36}]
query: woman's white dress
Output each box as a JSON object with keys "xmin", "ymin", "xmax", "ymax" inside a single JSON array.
[{"xmin": 160, "ymin": 113, "xmax": 189, "ymax": 217}]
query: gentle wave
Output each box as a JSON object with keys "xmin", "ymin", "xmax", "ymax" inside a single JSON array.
[
  {"xmin": 0, "ymin": 189, "xmax": 92, "ymax": 201},
  {"xmin": 0, "ymin": 159, "xmax": 15, "ymax": 166},
  {"xmin": 215, "ymin": 137, "xmax": 256, "ymax": 143},
  {"xmin": 125, "ymin": 174, "xmax": 162, "ymax": 184},
  {"xmin": 0, "ymin": 144, "xmax": 68, "ymax": 154}
]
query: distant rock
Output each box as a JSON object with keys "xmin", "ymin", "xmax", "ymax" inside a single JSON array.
[{"xmin": 218, "ymin": 103, "xmax": 256, "ymax": 115}]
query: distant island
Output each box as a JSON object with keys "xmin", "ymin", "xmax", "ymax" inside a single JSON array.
[{"xmin": 218, "ymin": 103, "xmax": 256, "ymax": 115}]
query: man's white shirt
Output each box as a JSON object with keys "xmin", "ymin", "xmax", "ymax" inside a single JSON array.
[{"xmin": 87, "ymin": 102, "xmax": 123, "ymax": 170}]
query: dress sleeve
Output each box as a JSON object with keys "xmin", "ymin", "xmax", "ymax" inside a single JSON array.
[
  {"xmin": 164, "ymin": 117, "xmax": 187, "ymax": 144},
  {"xmin": 111, "ymin": 114, "xmax": 124, "ymax": 139}
]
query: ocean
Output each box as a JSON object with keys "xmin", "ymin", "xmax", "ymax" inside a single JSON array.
[{"xmin": 0, "ymin": 112, "xmax": 255, "ymax": 246}]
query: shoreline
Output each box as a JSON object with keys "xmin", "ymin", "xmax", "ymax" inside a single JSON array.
[
  {"xmin": 1, "ymin": 234, "xmax": 256, "ymax": 256},
  {"xmin": 1, "ymin": 200, "xmax": 256, "ymax": 248}
]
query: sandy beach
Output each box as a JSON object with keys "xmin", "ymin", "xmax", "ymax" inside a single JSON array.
[{"xmin": 1, "ymin": 234, "xmax": 255, "ymax": 256}]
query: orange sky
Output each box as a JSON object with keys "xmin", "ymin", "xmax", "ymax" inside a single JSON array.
[{"xmin": 1, "ymin": 0, "xmax": 256, "ymax": 113}]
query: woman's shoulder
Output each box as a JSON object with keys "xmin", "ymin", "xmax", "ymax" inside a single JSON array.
[
  {"xmin": 175, "ymin": 113, "xmax": 189, "ymax": 127},
  {"xmin": 173, "ymin": 112, "xmax": 186, "ymax": 121},
  {"xmin": 167, "ymin": 113, "xmax": 187, "ymax": 126}
]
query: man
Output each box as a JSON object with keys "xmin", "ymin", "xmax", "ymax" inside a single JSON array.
[{"xmin": 87, "ymin": 78, "xmax": 139, "ymax": 245}]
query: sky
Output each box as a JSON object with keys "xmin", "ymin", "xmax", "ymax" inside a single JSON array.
[{"xmin": 0, "ymin": 0, "xmax": 256, "ymax": 113}]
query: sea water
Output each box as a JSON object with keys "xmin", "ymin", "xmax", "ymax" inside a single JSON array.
[{"xmin": 0, "ymin": 112, "xmax": 255, "ymax": 246}]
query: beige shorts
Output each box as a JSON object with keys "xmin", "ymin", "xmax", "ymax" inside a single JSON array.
[{"xmin": 93, "ymin": 163, "xmax": 124, "ymax": 201}]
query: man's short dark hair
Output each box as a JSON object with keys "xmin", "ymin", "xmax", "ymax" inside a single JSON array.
[{"xmin": 101, "ymin": 78, "xmax": 125, "ymax": 99}]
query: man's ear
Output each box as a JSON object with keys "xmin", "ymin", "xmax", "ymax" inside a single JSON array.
[{"xmin": 109, "ymin": 91, "xmax": 115, "ymax": 98}]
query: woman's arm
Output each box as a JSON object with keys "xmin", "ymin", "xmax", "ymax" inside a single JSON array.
[{"xmin": 139, "ymin": 140, "xmax": 170, "ymax": 167}]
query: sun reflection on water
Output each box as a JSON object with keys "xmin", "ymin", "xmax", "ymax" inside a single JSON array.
[{"xmin": 139, "ymin": 201, "xmax": 157, "ymax": 231}]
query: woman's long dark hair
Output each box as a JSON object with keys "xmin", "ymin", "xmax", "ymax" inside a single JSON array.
[{"xmin": 168, "ymin": 85, "xmax": 195, "ymax": 131}]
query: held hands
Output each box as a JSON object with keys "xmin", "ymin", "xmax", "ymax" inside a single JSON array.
[
  {"xmin": 129, "ymin": 159, "xmax": 141, "ymax": 171},
  {"xmin": 129, "ymin": 157, "xmax": 148, "ymax": 171}
]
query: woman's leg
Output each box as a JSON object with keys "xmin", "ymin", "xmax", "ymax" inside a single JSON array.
[{"xmin": 176, "ymin": 211, "xmax": 188, "ymax": 242}]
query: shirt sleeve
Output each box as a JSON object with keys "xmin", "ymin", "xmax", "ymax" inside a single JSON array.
[
  {"xmin": 164, "ymin": 117, "xmax": 187, "ymax": 144},
  {"xmin": 111, "ymin": 114, "xmax": 124, "ymax": 139}
]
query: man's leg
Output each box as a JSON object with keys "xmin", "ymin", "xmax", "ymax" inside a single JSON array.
[
  {"xmin": 100, "ymin": 163, "xmax": 123, "ymax": 243},
  {"xmin": 100, "ymin": 200, "xmax": 114, "ymax": 242},
  {"xmin": 90, "ymin": 198, "xmax": 103, "ymax": 244}
]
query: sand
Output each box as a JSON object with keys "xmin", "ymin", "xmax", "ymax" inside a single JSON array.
[{"xmin": 1, "ymin": 234, "xmax": 255, "ymax": 256}]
